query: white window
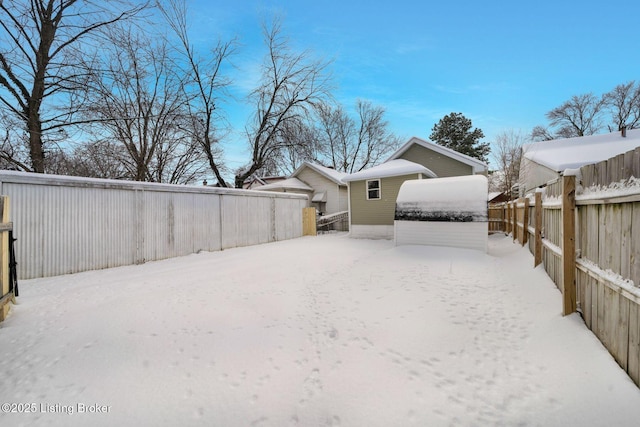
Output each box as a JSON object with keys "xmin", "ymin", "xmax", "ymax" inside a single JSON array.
[{"xmin": 366, "ymin": 179, "xmax": 381, "ymax": 200}]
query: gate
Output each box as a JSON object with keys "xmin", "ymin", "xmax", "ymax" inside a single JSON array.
[
  {"xmin": 0, "ymin": 196, "xmax": 17, "ymax": 322},
  {"xmin": 302, "ymin": 207, "xmax": 317, "ymax": 236}
]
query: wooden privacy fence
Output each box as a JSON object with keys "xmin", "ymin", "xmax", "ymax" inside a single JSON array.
[{"xmin": 491, "ymin": 146, "xmax": 640, "ymax": 387}]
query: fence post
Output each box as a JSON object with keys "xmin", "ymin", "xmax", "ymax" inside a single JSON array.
[
  {"xmin": 534, "ymin": 191, "xmax": 542, "ymax": 267},
  {"xmin": 562, "ymin": 175, "xmax": 577, "ymax": 316},
  {"xmin": 512, "ymin": 201, "xmax": 517, "ymax": 243},
  {"xmin": 0, "ymin": 196, "xmax": 10, "ymax": 321},
  {"xmin": 522, "ymin": 197, "xmax": 529, "ymax": 246},
  {"xmin": 506, "ymin": 203, "xmax": 511, "ymax": 235}
]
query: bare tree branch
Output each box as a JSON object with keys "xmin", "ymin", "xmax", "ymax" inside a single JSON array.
[{"xmin": 234, "ymin": 18, "xmax": 332, "ymax": 188}]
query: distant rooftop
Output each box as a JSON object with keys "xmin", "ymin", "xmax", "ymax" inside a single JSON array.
[{"xmin": 523, "ymin": 128, "xmax": 640, "ymax": 172}]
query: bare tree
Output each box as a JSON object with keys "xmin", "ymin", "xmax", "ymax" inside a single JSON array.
[
  {"xmin": 270, "ymin": 117, "xmax": 321, "ymax": 175},
  {"xmin": 157, "ymin": 0, "xmax": 234, "ymax": 186},
  {"xmin": 0, "ymin": 109, "xmax": 31, "ymax": 170},
  {"xmin": 0, "ymin": 0, "xmax": 146, "ymax": 173},
  {"xmin": 82, "ymin": 25, "xmax": 205, "ymax": 184},
  {"xmin": 530, "ymin": 125, "xmax": 555, "ymax": 142},
  {"xmin": 492, "ymin": 129, "xmax": 525, "ymax": 196},
  {"xmin": 65, "ymin": 140, "xmax": 128, "ymax": 179},
  {"xmin": 235, "ymin": 19, "xmax": 331, "ymax": 188},
  {"xmin": 315, "ymin": 100, "xmax": 399, "ymax": 173},
  {"xmin": 545, "ymin": 93, "xmax": 606, "ymax": 138},
  {"xmin": 315, "ymin": 102, "xmax": 354, "ymax": 172},
  {"xmin": 603, "ymin": 81, "xmax": 640, "ymax": 131}
]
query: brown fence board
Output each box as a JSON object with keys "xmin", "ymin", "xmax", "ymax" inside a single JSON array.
[
  {"xmin": 629, "ymin": 303, "xmax": 640, "ymax": 386},
  {"xmin": 632, "ymin": 203, "xmax": 640, "ymax": 291},
  {"xmin": 591, "ymin": 276, "xmax": 600, "ymax": 337},
  {"xmin": 621, "ymin": 204, "xmax": 633, "ymax": 280},
  {"xmin": 606, "ymin": 204, "xmax": 622, "ymax": 275},
  {"xmin": 598, "ymin": 205, "xmax": 608, "ymax": 270},
  {"xmin": 585, "ymin": 205, "xmax": 599, "ymax": 263},
  {"xmin": 596, "ymin": 160, "xmax": 608, "ymax": 187},
  {"xmin": 617, "ymin": 295, "xmax": 630, "ymax": 370},
  {"xmin": 596, "ymin": 280, "xmax": 606, "ymax": 344},
  {"xmin": 578, "ymin": 269, "xmax": 591, "ymax": 328},
  {"xmin": 604, "ymin": 286, "xmax": 616, "ymax": 358}
]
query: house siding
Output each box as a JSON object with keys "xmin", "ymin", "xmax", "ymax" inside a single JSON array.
[
  {"xmin": 338, "ymin": 185, "xmax": 349, "ymax": 212},
  {"xmin": 296, "ymin": 168, "xmax": 346, "ymax": 214},
  {"xmin": 350, "ymin": 174, "xmax": 421, "ymax": 226},
  {"xmin": 397, "ymin": 144, "xmax": 473, "ymax": 177}
]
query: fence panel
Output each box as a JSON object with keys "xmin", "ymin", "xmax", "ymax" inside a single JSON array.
[
  {"xmin": 488, "ymin": 204, "xmax": 505, "ymax": 233},
  {"xmin": 0, "ymin": 171, "xmax": 307, "ymax": 280},
  {"xmin": 511, "ymin": 147, "xmax": 640, "ymax": 387}
]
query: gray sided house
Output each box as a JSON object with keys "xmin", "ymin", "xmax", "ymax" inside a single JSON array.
[
  {"xmin": 343, "ymin": 159, "xmax": 437, "ymax": 239},
  {"xmin": 291, "ymin": 162, "xmax": 348, "ymax": 215},
  {"xmin": 253, "ymin": 177, "xmax": 314, "ymax": 200},
  {"xmin": 389, "ymin": 136, "xmax": 488, "ymax": 177},
  {"xmin": 254, "ymin": 162, "xmax": 348, "ymax": 215}
]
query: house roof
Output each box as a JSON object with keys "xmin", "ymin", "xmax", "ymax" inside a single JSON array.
[
  {"xmin": 522, "ymin": 128, "xmax": 640, "ymax": 172},
  {"xmin": 243, "ymin": 175, "xmax": 287, "ymax": 189},
  {"xmin": 488, "ymin": 192, "xmax": 509, "ymax": 203},
  {"xmin": 253, "ymin": 177, "xmax": 313, "ymax": 192},
  {"xmin": 388, "ymin": 136, "xmax": 488, "ymax": 173},
  {"xmin": 342, "ymin": 159, "xmax": 437, "ymax": 182},
  {"xmin": 292, "ymin": 162, "xmax": 348, "ymax": 185}
]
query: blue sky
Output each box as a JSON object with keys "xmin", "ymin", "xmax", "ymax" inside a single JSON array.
[{"xmin": 186, "ymin": 0, "xmax": 640, "ymax": 172}]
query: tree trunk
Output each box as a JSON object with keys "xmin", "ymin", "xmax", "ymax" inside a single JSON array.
[{"xmin": 27, "ymin": 106, "xmax": 45, "ymax": 173}]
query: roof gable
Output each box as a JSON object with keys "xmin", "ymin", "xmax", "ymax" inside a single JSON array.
[
  {"xmin": 254, "ymin": 177, "xmax": 313, "ymax": 192},
  {"xmin": 388, "ymin": 136, "xmax": 487, "ymax": 173},
  {"xmin": 343, "ymin": 159, "xmax": 436, "ymax": 182},
  {"xmin": 292, "ymin": 162, "xmax": 348, "ymax": 185}
]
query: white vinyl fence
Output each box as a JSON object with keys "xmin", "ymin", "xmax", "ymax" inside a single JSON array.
[{"xmin": 0, "ymin": 171, "xmax": 307, "ymax": 279}]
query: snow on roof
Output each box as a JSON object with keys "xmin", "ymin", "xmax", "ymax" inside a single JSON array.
[
  {"xmin": 396, "ymin": 175, "xmax": 488, "ymax": 205},
  {"xmin": 342, "ymin": 159, "xmax": 437, "ymax": 182},
  {"xmin": 293, "ymin": 162, "xmax": 348, "ymax": 185},
  {"xmin": 488, "ymin": 192, "xmax": 503, "ymax": 201},
  {"xmin": 388, "ymin": 136, "xmax": 488, "ymax": 173},
  {"xmin": 253, "ymin": 177, "xmax": 313, "ymax": 192},
  {"xmin": 523, "ymin": 128, "xmax": 640, "ymax": 171}
]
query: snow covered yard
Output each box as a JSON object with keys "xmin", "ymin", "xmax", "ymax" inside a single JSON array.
[{"xmin": 1, "ymin": 234, "xmax": 640, "ymax": 426}]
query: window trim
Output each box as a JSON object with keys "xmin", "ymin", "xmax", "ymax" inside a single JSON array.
[{"xmin": 366, "ymin": 179, "xmax": 381, "ymax": 200}]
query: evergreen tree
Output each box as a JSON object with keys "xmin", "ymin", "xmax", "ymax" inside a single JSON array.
[{"xmin": 429, "ymin": 113, "xmax": 490, "ymax": 163}]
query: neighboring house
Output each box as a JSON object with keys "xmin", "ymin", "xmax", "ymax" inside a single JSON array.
[
  {"xmin": 519, "ymin": 128, "xmax": 640, "ymax": 195},
  {"xmin": 252, "ymin": 177, "xmax": 314, "ymax": 199},
  {"xmin": 343, "ymin": 137, "xmax": 489, "ymax": 239},
  {"xmin": 488, "ymin": 191, "xmax": 510, "ymax": 204},
  {"xmin": 253, "ymin": 162, "xmax": 348, "ymax": 215},
  {"xmin": 343, "ymin": 159, "xmax": 437, "ymax": 239},
  {"xmin": 387, "ymin": 136, "xmax": 488, "ymax": 177},
  {"xmin": 243, "ymin": 175, "xmax": 287, "ymax": 190},
  {"xmin": 291, "ymin": 162, "xmax": 348, "ymax": 215}
]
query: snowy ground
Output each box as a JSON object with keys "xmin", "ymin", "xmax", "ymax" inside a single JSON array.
[{"xmin": 1, "ymin": 234, "xmax": 640, "ymax": 426}]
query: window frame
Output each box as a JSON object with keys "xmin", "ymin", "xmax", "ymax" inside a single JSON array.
[{"xmin": 366, "ymin": 179, "xmax": 381, "ymax": 200}]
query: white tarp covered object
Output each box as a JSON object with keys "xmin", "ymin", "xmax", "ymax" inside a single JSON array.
[{"xmin": 395, "ymin": 175, "xmax": 488, "ymax": 251}]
